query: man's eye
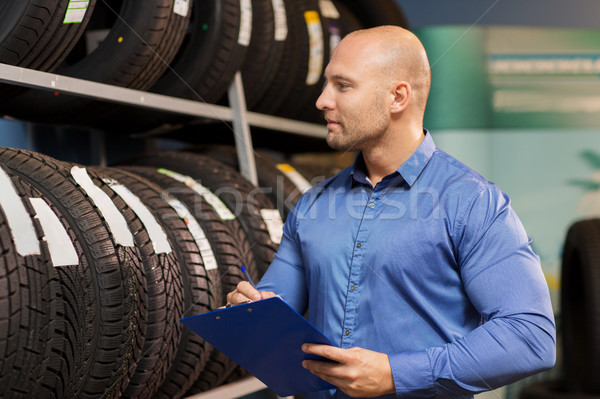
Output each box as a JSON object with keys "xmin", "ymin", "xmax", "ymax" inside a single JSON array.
[{"xmin": 338, "ymin": 83, "xmax": 349, "ymax": 89}]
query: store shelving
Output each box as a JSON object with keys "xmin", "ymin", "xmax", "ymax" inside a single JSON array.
[{"xmin": 0, "ymin": 61, "xmax": 321, "ymax": 399}]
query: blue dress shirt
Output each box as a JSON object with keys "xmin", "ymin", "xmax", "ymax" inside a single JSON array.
[{"xmin": 257, "ymin": 131, "xmax": 556, "ymax": 398}]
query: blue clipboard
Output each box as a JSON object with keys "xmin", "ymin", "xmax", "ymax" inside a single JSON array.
[{"xmin": 180, "ymin": 296, "xmax": 336, "ymax": 396}]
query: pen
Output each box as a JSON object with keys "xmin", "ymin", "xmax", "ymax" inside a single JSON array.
[{"xmin": 240, "ymin": 265, "xmax": 257, "ymax": 290}]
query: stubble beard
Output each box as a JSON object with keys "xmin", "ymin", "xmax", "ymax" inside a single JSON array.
[{"xmin": 325, "ymin": 109, "xmax": 390, "ymax": 153}]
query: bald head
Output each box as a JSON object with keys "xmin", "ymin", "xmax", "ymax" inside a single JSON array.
[{"xmin": 333, "ymin": 26, "xmax": 431, "ymax": 115}]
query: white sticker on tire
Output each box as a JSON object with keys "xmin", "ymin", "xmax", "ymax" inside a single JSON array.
[
  {"xmin": 174, "ymin": 0, "xmax": 191, "ymax": 17},
  {"xmin": 166, "ymin": 197, "xmax": 218, "ymax": 271},
  {"xmin": 304, "ymin": 11, "xmax": 324, "ymax": 86},
  {"xmin": 63, "ymin": 0, "xmax": 90, "ymax": 24},
  {"xmin": 0, "ymin": 167, "xmax": 40, "ymax": 257},
  {"xmin": 30, "ymin": 198, "xmax": 79, "ymax": 267},
  {"xmin": 260, "ymin": 209, "xmax": 284, "ymax": 244},
  {"xmin": 157, "ymin": 168, "xmax": 236, "ymax": 221},
  {"xmin": 276, "ymin": 164, "xmax": 312, "ymax": 194},
  {"xmin": 238, "ymin": 0, "xmax": 253, "ymax": 46},
  {"xmin": 319, "ymin": 0, "xmax": 340, "ymax": 19},
  {"xmin": 103, "ymin": 179, "xmax": 172, "ymax": 254},
  {"xmin": 271, "ymin": 0, "xmax": 288, "ymax": 42},
  {"xmin": 71, "ymin": 166, "xmax": 134, "ymax": 247}
]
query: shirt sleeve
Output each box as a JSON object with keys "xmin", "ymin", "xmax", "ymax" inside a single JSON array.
[
  {"xmin": 389, "ymin": 185, "xmax": 556, "ymax": 398},
  {"xmin": 256, "ymin": 199, "xmax": 309, "ymax": 314}
]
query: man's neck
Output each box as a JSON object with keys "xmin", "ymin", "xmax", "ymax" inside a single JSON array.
[{"xmin": 362, "ymin": 127, "xmax": 425, "ymax": 186}]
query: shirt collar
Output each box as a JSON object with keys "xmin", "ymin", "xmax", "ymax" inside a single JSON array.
[{"xmin": 350, "ymin": 129, "xmax": 436, "ymax": 188}]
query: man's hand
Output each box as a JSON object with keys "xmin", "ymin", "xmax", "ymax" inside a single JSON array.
[
  {"xmin": 226, "ymin": 281, "xmax": 275, "ymax": 305},
  {"xmin": 302, "ymin": 344, "xmax": 395, "ymax": 398}
]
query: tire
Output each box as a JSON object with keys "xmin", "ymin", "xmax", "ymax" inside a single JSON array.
[
  {"xmin": 337, "ymin": 0, "xmax": 409, "ymax": 29},
  {"xmin": 124, "ymin": 151, "xmax": 277, "ymax": 277},
  {"xmin": 223, "ymin": 365, "xmax": 251, "ymax": 384},
  {"xmin": 85, "ymin": 166, "xmax": 194, "ymax": 399},
  {"xmin": 260, "ymin": 0, "xmax": 328, "ymax": 120},
  {"xmin": 0, "ymin": 0, "xmax": 96, "ymax": 100},
  {"xmin": 0, "ymin": 148, "xmax": 148, "ymax": 398},
  {"xmin": 520, "ymin": 380, "xmax": 600, "ymax": 399},
  {"xmin": 152, "ymin": 0, "xmax": 249, "ymax": 104},
  {"xmin": 91, "ymin": 0, "xmax": 251, "ymax": 135},
  {"xmin": 191, "ymin": 145, "xmax": 310, "ymax": 220},
  {"xmin": 119, "ymin": 165, "xmax": 251, "ymax": 393},
  {"xmin": 250, "ymin": 0, "xmax": 307, "ymax": 115},
  {"xmin": 109, "ymin": 167, "xmax": 217, "ymax": 399},
  {"xmin": 561, "ymin": 219, "xmax": 600, "ymax": 394},
  {"xmin": 0, "ymin": 165, "xmax": 66, "ymax": 398},
  {"xmin": 1, "ymin": 0, "xmax": 192, "ymax": 126},
  {"xmin": 241, "ymin": 0, "xmax": 285, "ymax": 109},
  {"xmin": 293, "ymin": 0, "xmax": 363, "ymax": 122}
]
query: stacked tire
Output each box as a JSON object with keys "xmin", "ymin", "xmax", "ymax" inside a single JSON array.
[
  {"xmin": 0, "ymin": 144, "xmax": 318, "ymax": 398},
  {"xmin": 0, "ymin": 0, "xmax": 408, "ymax": 130},
  {"xmin": 0, "ymin": 0, "xmax": 97, "ymax": 99}
]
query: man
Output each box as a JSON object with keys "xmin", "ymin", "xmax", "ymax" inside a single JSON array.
[{"xmin": 227, "ymin": 26, "xmax": 555, "ymax": 398}]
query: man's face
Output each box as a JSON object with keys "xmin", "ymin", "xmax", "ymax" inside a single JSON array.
[{"xmin": 316, "ymin": 38, "xmax": 392, "ymax": 152}]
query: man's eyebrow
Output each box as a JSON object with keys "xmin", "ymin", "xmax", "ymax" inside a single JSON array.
[{"xmin": 327, "ymin": 74, "xmax": 356, "ymax": 83}]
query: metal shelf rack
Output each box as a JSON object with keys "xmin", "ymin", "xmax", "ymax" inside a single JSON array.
[{"xmin": 0, "ymin": 62, "xmax": 327, "ymax": 185}]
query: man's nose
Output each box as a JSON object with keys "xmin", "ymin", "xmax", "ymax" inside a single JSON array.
[{"xmin": 316, "ymin": 85, "xmax": 333, "ymax": 111}]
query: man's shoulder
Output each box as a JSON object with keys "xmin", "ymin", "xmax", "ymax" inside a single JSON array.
[{"xmin": 429, "ymin": 148, "xmax": 493, "ymax": 193}]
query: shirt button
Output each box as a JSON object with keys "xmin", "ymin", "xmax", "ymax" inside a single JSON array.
[
  {"xmin": 345, "ymin": 329, "xmax": 350, "ymax": 336},
  {"xmin": 356, "ymin": 243, "xmax": 362, "ymax": 248},
  {"xmin": 350, "ymin": 285, "xmax": 356, "ymax": 291},
  {"xmin": 369, "ymin": 203, "xmax": 375, "ymax": 209}
]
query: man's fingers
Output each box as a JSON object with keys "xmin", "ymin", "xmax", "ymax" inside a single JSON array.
[
  {"xmin": 261, "ymin": 291, "xmax": 277, "ymax": 299},
  {"xmin": 236, "ymin": 281, "xmax": 261, "ymax": 300},
  {"xmin": 302, "ymin": 343, "xmax": 349, "ymax": 363},
  {"xmin": 226, "ymin": 282, "xmax": 277, "ymax": 305},
  {"xmin": 302, "ymin": 359, "xmax": 349, "ymax": 388},
  {"xmin": 226, "ymin": 281, "xmax": 259, "ymax": 305}
]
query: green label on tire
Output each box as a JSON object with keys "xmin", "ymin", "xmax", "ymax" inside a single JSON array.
[{"xmin": 63, "ymin": 0, "xmax": 90, "ymax": 24}]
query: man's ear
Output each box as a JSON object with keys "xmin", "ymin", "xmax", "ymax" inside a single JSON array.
[{"xmin": 390, "ymin": 81, "xmax": 411, "ymax": 113}]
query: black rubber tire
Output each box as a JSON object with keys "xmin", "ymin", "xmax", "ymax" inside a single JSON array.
[
  {"xmin": 281, "ymin": 0, "xmax": 345, "ymax": 123},
  {"xmin": 61, "ymin": 0, "xmax": 191, "ymax": 89},
  {"xmin": 293, "ymin": 0, "xmax": 363, "ymax": 122},
  {"xmin": 118, "ymin": 165, "xmax": 253, "ymax": 303},
  {"xmin": 0, "ymin": 148, "xmax": 148, "ymax": 399},
  {"xmin": 1, "ymin": 0, "xmax": 191, "ymax": 125},
  {"xmin": 118, "ymin": 165, "xmax": 251, "ymax": 393},
  {"xmin": 241, "ymin": 0, "xmax": 285, "ymax": 109},
  {"xmin": 152, "ymin": 0, "xmax": 249, "ymax": 104},
  {"xmin": 520, "ymin": 380, "xmax": 600, "ymax": 399},
  {"xmin": 86, "ymin": 166, "xmax": 193, "ymax": 399},
  {"xmin": 250, "ymin": 0, "xmax": 306, "ymax": 115},
  {"xmin": 561, "ymin": 219, "xmax": 600, "ymax": 395},
  {"xmin": 0, "ymin": 165, "xmax": 67, "ymax": 398},
  {"xmin": 337, "ymin": 0, "xmax": 409, "ymax": 29},
  {"xmin": 89, "ymin": 0, "xmax": 250, "ymax": 135},
  {"xmin": 223, "ymin": 365, "xmax": 251, "ymax": 384},
  {"xmin": 259, "ymin": 0, "xmax": 329, "ymax": 120},
  {"xmin": 0, "ymin": 0, "xmax": 96, "ymax": 99},
  {"xmin": 124, "ymin": 151, "xmax": 277, "ymax": 278},
  {"xmin": 191, "ymin": 145, "xmax": 309, "ymax": 220},
  {"xmin": 99, "ymin": 168, "xmax": 219, "ymax": 398}
]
